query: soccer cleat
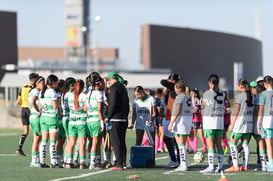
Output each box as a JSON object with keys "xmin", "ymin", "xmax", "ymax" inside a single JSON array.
[
  {"xmin": 175, "ymin": 164, "xmax": 187, "ymax": 171},
  {"xmin": 30, "ymin": 162, "xmax": 41, "ymax": 168},
  {"xmin": 50, "ymin": 164, "xmax": 62, "ymax": 168},
  {"xmin": 224, "ymin": 166, "xmax": 240, "ymax": 172},
  {"xmin": 16, "ymin": 149, "xmax": 26, "ymax": 156},
  {"xmin": 109, "ymin": 167, "xmax": 122, "ymax": 170},
  {"xmin": 40, "ymin": 163, "xmax": 50, "ymax": 168},
  {"xmin": 73, "ymin": 160, "xmax": 80, "ymax": 168},
  {"xmin": 224, "ymin": 147, "xmax": 230, "ymax": 154},
  {"xmin": 167, "ymin": 161, "xmax": 179, "ymax": 168},
  {"xmin": 122, "ymin": 166, "xmax": 127, "ymax": 170},
  {"xmin": 89, "ymin": 164, "xmax": 96, "ymax": 170},
  {"xmin": 203, "ymin": 148, "xmax": 208, "ymax": 153},
  {"xmin": 65, "ymin": 163, "xmax": 73, "ymax": 169},
  {"xmin": 80, "ymin": 164, "xmax": 88, "ymax": 169},
  {"xmin": 200, "ymin": 167, "xmax": 215, "ymax": 173},
  {"xmin": 157, "ymin": 148, "xmax": 163, "ymax": 153},
  {"xmin": 214, "ymin": 167, "xmax": 224, "ymax": 173},
  {"xmin": 267, "ymin": 164, "xmax": 273, "ymax": 172},
  {"xmin": 239, "ymin": 166, "xmax": 248, "ymax": 172}
]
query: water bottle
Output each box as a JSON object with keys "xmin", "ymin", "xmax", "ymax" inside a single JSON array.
[{"xmin": 105, "ymin": 121, "xmax": 112, "ymax": 131}]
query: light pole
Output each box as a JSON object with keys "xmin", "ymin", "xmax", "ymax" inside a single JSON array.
[{"xmin": 93, "ymin": 15, "xmax": 101, "ymax": 72}]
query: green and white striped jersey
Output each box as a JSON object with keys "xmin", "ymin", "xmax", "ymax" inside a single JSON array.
[
  {"xmin": 39, "ymin": 88, "xmax": 58, "ymax": 117},
  {"xmin": 85, "ymin": 89, "xmax": 105, "ymax": 122},
  {"xmin": 28, "ymin": 88, "xmax": 40, "ymax": 115},
  {"xmin": 67, "ymin": 91, "xmax": 87, "ymax": 122}
]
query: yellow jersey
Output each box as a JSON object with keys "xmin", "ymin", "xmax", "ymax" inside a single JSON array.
[{"xmin": 17, "ymin": 84, "xmax": 33, "ymax": 108}]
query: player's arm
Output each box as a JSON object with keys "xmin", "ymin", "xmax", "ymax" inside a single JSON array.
[
  {"xmin": 16, "ymin": 88, "xmax": 22, "ymax": 105},
  {"xmin": 228, "ymin": 104, "xmax": 240, "ymax": 132},
  {"xmin": 129, "ymin": 108, "xmax": 136, "ymax": 129},
  {"xmin": 31, "ymin": 96, "xmax": 40, "ymax": 116},
  {"xmin": 168, "ymin": 103, "xmax": 181, "ymax": 131},
  {"xmin": 257, "ymin": 105, "xmax": 264, "ymax": 134}
]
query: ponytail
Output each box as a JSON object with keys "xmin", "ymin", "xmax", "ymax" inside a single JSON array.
[
  {"xmin": 238, "ymin": 79, "xmax": 253, "ymax": 107},
  {"xmin": 41, "ymin": 74, "xmax": 58, "ymax": 98},
  {"xmin": 208, "ymin": 74, "xmax": 219, "ymax": 93},
  {"xmin": 29, "ymin": 76, "xmax": 45, "ymax": 93},
  {"xmin": 62, "ymin": 77, "xmax": 76, "ymax": 103},
  {"xmin": 87, "ymin": 72, "xmax": 104, "ymax": 103},
  {"xmin": 74, "ymin": 80, "xmax": 84, "ymax": 112},
  {"xmin": 263, "ymin": 75, "xmax": 273, "ymax": 88}
]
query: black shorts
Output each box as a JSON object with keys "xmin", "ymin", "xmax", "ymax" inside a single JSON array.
[
  {"xmin": 156, "ymin": 116, "xmax": 163, "ymax": 127},
  {"xmin": 192, "ymin": 122, "xmax": 202, "ymax": 129},
  {"xmin": 21, "ymin": 108, "xmax": 30, "ymax": 125}
]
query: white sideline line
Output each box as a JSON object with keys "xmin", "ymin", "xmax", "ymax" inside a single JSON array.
[
  {"xmin": 0, "ymin": 133, "xmax": 18, "ymax": 136},
  {"xmin": 49, "ymin": 169, "xmax": 111, "ymax": 181},
  {"xmin": 155, "ymin": 156, "xmax": 169, "ymax": 160},
  {"xmin": 163, "ymin": 162, "xmax": 199, "ymax": 175},
  {"xmin": 0, "ymin": 154, "xmax": 17, "ymax": 156}
]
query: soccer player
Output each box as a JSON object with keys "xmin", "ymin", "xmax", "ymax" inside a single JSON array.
[
  {"xmin": 190, "ymin": 88, "xmax": 207, "ymax": 153},
  {"xmin": 252, "ymin": 80, "xmax": 267, "ymax": 171},
  {"xmin": 257, "ymin": 75, "xmax": 273, "ymax": 172},
  {"xmin": 16, "ymin": 72, "xmax": 39, "ymax": 156},
  {"xmin": 61, "ymin": 77, "xmax": 76, "ymax": 167},
  {"xmin": 66, "ymin": 80, "xmax": 88, "ymax": 169},
  {"xmin": 39, "ymin": 74, "xmax": 60, "ymax": 168},
  {"xmin": 223, "ymin": 91, "xmax": 231, "ymax": 154},
  {"xmin": 131, "ymin": 86, "xmax": 156, "ymax": 146},
  {"xmin": 28, "ymin": 76, "xmax": 45, "ymax": 167},
  {"xmin": 200, "ymin": 74, "xmax": 225, "ymax": 173},
  {"xmin": 168, "ymin": 80, "xmax": 193, "ymax": 171},
  {"xmin": 225, "ymin": 79, "xmax": 254, "ymax": 172},
  {"xmin": 85, "ymin": 73, "xmax": 105, "ymax": 169}
]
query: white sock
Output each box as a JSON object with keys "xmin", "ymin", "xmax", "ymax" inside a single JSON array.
[
  {"xmin": 178, "ymin": 144, "xmax": 187, "ymax": 167},
  {"xmin": 90, "ymin": 154, "xmax": 96, "ymax": 165},
  {"xmin": 208, "ymin": 152, "xmax": 214, "ymax": 170},
  {"xmin": 260, "ymin": 153, "xmax": 267, "ymax": 169},
  {"xmin": 32, "ymin": 154, "xmax": 37, "ymax": 164},
  {"xmin": 230, "ymin": 144, "xmax": 238, "ymax": 167},
  {"xmin": 39, "ymin": 141, "xmax": 47, "ymax": 164},
  {"xmin": 242, "ymin": 144, "xmax": 249, "ymax": 168},
  {"xmin": 50, "ymin": 142, "xmax": 57, "ymax": 165}
]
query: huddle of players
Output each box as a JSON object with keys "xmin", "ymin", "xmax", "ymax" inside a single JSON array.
[
  {"xmin": 135, "ymin": 73, "xmax": 273, "ymax": 173},
  {"xmin": 26, "ymin": 72, "xmax": 124, "ymax": 169}
]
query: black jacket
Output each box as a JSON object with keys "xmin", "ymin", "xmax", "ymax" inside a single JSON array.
[{"xmin": 107, "ymin": 81, "xmax": 129, "ymax": 120}]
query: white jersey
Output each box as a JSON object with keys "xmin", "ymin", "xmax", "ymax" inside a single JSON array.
[
  {"xmin": 171, "ymin": 93, "xmax": 193, "ymax": 135},
  {"xmin": 61, "ymin": 91, "xmax": 73, "ymax": 117},
  {"xmin": 67, "ymin": 92, "xmax": 87, "ymax": 124},
  {"xmin": 85, "ymin": 89, "xmax": 105, "ymax": 122},
  {"xmin": 233, "ymin": 92, "xmax": 254, "ymax": 133},
  {"xmin": 28, "ymin": 88, "xmax": 40, "ymax": 116},
  {"xmin": 39, "ymin": 88, "xmax": 58, "ymax": 118},
  {"xmin": 259, "ymin": 89, "xmax": 273, "ymax": 129},
  {"xmin": 132, "ymin": 95, "xmax": 156, "ymax": 130},
  {"xmin": 202, "ymin": 89, "xmax": 225, "ymax": 130}
]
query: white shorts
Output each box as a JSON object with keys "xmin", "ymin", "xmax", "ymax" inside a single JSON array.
[{"xmin": 163, "ymin": 118, "xmax": 174, "ymax": 138}]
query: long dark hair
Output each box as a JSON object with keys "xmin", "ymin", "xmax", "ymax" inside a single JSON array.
[
  {"xmin": 238, "ymin": 79, "xmax": 253, "ymax": 107},
  {"xmin": 208, "ymin": 74, "xmax": 219, "ymax": 93},
  {"xmin": 192, "ymin": 88, "xmax": 201, "ymax": 99},
  {"xmin": 74, "ymin": 79, "xmax": 84, "ymax": 112},
  {"xmin": 29, "ymin": 76, "xmax": 45, "ymax": 92},
  {"xmin": 256, "ymin": 80, "xmax": 266, "ymax": 94},
  {"xmin": 263, "ymin": 75, "xmax": 273, "ymax": 88},
  {"xmin": 62, "ymin": 77, "xmax": 76, "ymax": 103},
  {"xmin": 88, "ymin": 72, "xmax": 104, "ymax": 103},
  {"xmin": 41, "ymin": 74, "xmax": 58, "ymax": 98}
]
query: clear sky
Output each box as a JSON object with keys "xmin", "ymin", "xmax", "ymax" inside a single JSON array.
[{"xmin": 1, "ymin": 0, "xmax": 272, "ymax": 75}]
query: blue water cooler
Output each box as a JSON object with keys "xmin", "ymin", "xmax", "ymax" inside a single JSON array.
[{"xmin": 130, "ymin": 146, "xmax": 155, "ymax": 168}]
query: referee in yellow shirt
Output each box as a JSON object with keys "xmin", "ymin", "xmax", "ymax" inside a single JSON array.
[{"xmin": 16, "ymin": 73, "xmax": 38, "ymax": 156}]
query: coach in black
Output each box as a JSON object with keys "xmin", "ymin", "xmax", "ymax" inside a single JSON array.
[{"xmin": 106, "ymin": 72, "xmax": 130, "ymax": 170}]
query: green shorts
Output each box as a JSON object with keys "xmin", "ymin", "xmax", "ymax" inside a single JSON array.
[
  {"xmin": 175, "ymin": 133, "xmax": 189, "ymax": 137},
  {"xmin": 203, "ymin": 129, "xmax": 223, "ymax": 138},
  {"xmin": 30, "ymin": 114, "xmax": 41, "ymax": 136},
  {"xmin": 40, "ymin": 116, "xmax": 59, "ymax": 132},
  {"xmin": 263, "ymin": 128, "xmax": 273, "ymax": 139},
  {"xmin": 87, "ymin": 121, "xmax": 103, "ymax": 137},
  {"xmin": 62, "ymin": 116, "xmax": 69, "ymax": 137},
  {"xmin": 58, "ymin": 120, "xmax": 66, "ymax": 139},
  {"xmin": 253, "ymin": 133, "xmax": 262, "ymax": 139},
  {"xmin": 230, "ymin": 132, "xmax": 251, "ymax": 140},
  {"xmin": 69, "ymin": 123, "xmax": 88, "ymax": 138}
]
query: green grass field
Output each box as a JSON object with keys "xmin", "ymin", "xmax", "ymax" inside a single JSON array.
[{"xmin": 1, "ymin": 129, "xmax": 273, "ymax": 181}]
